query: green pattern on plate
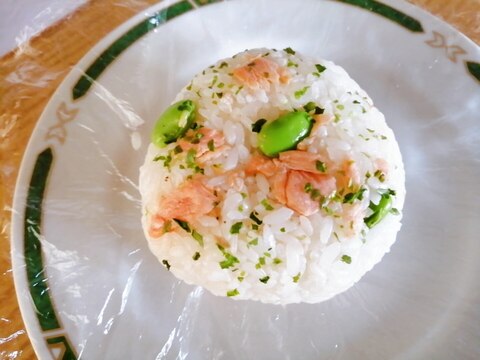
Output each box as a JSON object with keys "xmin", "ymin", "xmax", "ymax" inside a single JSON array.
[
  {"xmin": 72, "ymin": 0, "xmax": 194, "ymax": 100},
  {"xmin": 47, "ymin": 336, "xmax": 77, "ymax": 360},
  {"xmin": 24, "ymin": 147, "xmax": 60, "ymax": 331},
  {"xmin": 466, "ymin": 61, "xmax": 480, "ymax": 83},
  {"xmin": 193, "ymin": 0, "xmax": 223, "ymax": 5},
  {"xmin": 335, "ymin": 0, "xmax": 424, "ymax": 32}
]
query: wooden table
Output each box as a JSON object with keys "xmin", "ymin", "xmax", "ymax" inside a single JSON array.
[{"xmin": 0, "ymin": 0, "xmax": 478, "ymax": 358}]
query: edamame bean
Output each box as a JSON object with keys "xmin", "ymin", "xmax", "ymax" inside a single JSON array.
[
  {"xmin": 258, "ymin": 111, "xmax": 313, "ymax": 157},
  {"xmin": 151, "ymin": 100, "xmax": 196, "ymax": 148},
  {"xmin": 364, "ymin": 190, "xmax": 395, "ymax": 228}
]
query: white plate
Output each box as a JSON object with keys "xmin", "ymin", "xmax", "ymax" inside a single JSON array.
[{"xmin": 11, "ymin": 0, "xmax": 480, "ymax": 358}]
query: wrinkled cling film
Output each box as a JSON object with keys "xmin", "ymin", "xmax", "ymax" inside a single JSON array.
[{"xmin": 1, "ymin": 0, "xmax": 480, "ymax": 359}]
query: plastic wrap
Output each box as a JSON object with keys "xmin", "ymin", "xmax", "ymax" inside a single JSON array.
[{"xmin": 1, "ymin": 0, "xmax": 479, "ymax": 359}]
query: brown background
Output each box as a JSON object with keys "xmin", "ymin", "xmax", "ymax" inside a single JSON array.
[{"xmin": 0, "ymin": 0, "xmax": 479, "ymax": 358}]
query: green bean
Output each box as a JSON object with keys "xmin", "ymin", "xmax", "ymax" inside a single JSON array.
[
  {"xmin": 151, "ymin": 100, "xmax": 196, "ymax": 148},
  {"xmin": 257, "ymin": 111, "xmax": 313, "ymax": 157}
]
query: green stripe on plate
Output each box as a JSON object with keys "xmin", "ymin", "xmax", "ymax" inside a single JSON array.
[
  {"xmin": 72, "ymin": 0, "xmax": 194, "ymax": 100},
  {"xmin": 335, "ymin": 0, "xmax": 424, "ymax": 33},
  {"xmin": 466, "ymin": 61, "xmax": 480, "ymax": 83},
  {"xmin": 24, "ymin": 147, "xmax": 60, "ymax": 331},
  {"xmin": 47, "ymin": 336, "xmax": 77, "ymax": 360},
  {"xmin": 193, "ymin": 0, "xmax": 223, "ymax": 5}
]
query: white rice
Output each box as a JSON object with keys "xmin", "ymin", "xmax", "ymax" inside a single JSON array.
[{"xmin": 139, "ymin": 48, "xmax": 405, "ymax": 304}]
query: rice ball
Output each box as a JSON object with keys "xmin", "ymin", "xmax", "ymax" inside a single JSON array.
[{"xmin": 139, "ymin": 48, "xmax": 405, "ymax": 304}]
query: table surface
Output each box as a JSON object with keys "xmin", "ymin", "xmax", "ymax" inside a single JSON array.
[
  {"xmin": 0, "ymin": 0, "xmax": 478, "ymax": 358},
  {"xmin": 0, "ymin": 0, "xmax": 87, "ymax": 56}
]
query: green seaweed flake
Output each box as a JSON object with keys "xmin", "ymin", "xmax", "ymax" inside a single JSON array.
[
  {"xmin": 294, "ymin": 86, "xmax": 310, "ymax": 99},
  {"xmin": 227, "ymin": 289, "xmax": 239, "ymax": 297}
]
